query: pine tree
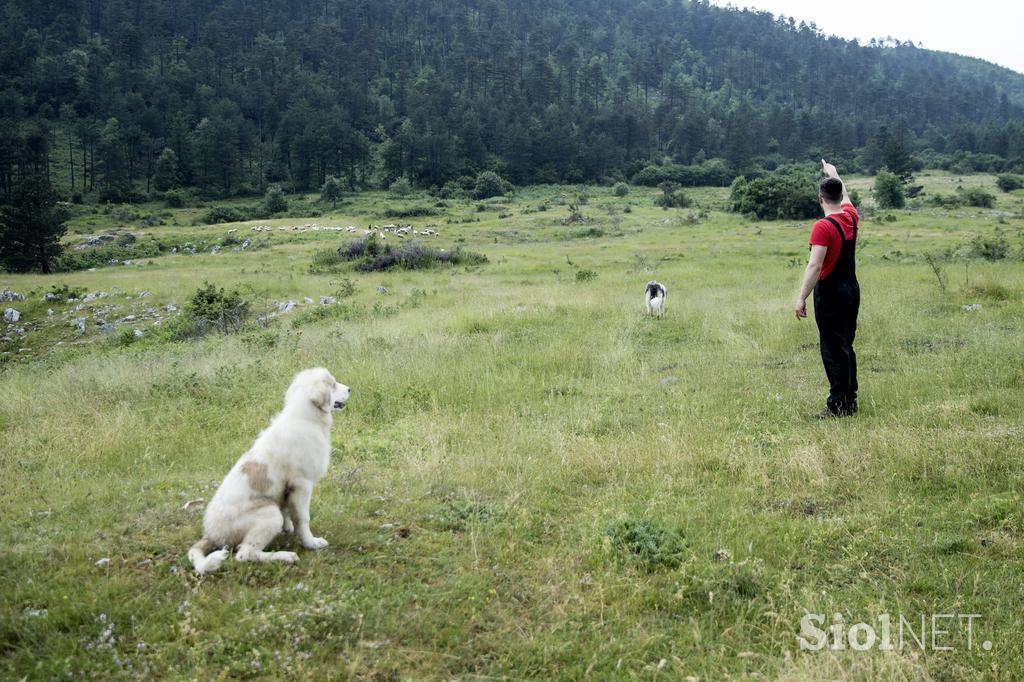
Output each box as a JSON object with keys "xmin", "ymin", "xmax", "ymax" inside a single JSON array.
[
  {"xmin": 0, "ymin": 174, "xmax": 67, "ymax": 273},
  {"xmin": 153, "ymin": 148, "xmax": 179, "ymax": 192}
]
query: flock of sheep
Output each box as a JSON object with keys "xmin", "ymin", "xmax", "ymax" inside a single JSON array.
[{"xmin": 245, "ymin": 223, "xmax": 440, "ymax": 238}]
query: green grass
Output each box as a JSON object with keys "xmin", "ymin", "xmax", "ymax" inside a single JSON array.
[{"xmin": 1, "ymin": 179, "xmax": 1023, "ymax": 679}]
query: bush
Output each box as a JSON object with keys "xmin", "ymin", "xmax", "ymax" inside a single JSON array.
[
  {"xmin": 165, "ymin": 189, "xmax": 190, "ymax": 208},
  {"xmin": 575, "ymin": 268, "xmax": 598, "ymax": 282},
  {"xmin": 631, "ymin": 159, "xmax": 733, "ymax": 187},
  {"xmin": 612, "ymin": 182, "xmax": 630, "ymax": 197},
  {"xmin": 604, "ymin": 518, "xmax": 686, "ymax": 571},
  {"xmin": 203, "ymin": 205, "xmax": 248, "ymax": 224},
  {"xmin": 996, "ymin": 174, "xmax": 1023, "ymax": 192},
  {"xmin": 52, "ymin": 240, "xmax": 162, "ymax": 272},
  {"xmin": 180, "ymin": 282, "xmax": 250, "ymax": 336},
  {"xmin": 331, "ymin": 235, "xmax": 487, "ymax": 272},
  {"xmin": 435, "ymin": 180, "xmax": 468, "ymax": 200},
  {"xmin": 310, "ymin": 248, "xmax": 346, "ymax": 274},
  {"xmin": 960, "ymin": 187, "xmax": 995, "ymax": 208},
  {"xmin": 969, "ymin": 228, "xmax": 1009, "ymax": 261},
  {"xmin": 473, "ymin": 171, "xmax": 511, "ymax": 199},
  {"xmin": 927, "ymin": 193, "xmax": 964, "ymax": 209},
  {"xmin": 729, "ymin": 167, "xmax": 820, "ymax": 220},
  {"xmin": 383, "ymin": 206, "xmax": 439, "ymax": 218},
  {"xmin": 320, "ymin": 175, "xmax": 343, "ymax": 207},
  {"xmin": 873, "ymin": 168, "xmax": 905, "ymax": 209},
  {"xmin": 655, "ymin": 182, "xmax": 690, "ymax": 208},
  {"xmin": 389, "ymin": 177, "xmax": 413, "ymax": 197},
  {"xmin": 263, "ymin": 184, "xmax": 288, "ymax": 214},
  {"xmin": 43, "ymin": 283, "xmax": 86, "ymax": 301}
]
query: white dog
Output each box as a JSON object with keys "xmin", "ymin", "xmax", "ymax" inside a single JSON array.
[
  {"xmin": 188, "ymin": 367, "xmax": 350, "ymax": 574},
  {"xmin": 645, "ymin": 280, "xmax": 667, "ymax": 319}
]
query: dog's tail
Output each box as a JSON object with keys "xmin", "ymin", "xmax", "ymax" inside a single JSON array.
[{"xmin": 188, "ymin": 538, "xmax": 230, "ymax": 575}]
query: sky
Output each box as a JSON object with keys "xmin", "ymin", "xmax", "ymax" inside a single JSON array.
[{"xmin": 710, "ymin": 0, "xmax": 1024, "ymax": 75}]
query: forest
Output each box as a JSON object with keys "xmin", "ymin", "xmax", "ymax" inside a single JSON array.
[{"xmin": 2, "ymin": 0, "xmax": 1024, "ymax": 201}]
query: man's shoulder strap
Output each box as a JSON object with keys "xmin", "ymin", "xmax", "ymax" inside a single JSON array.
[{"xmin": 824, "ymin": 216, "xmax": 846, "ymax": 242}]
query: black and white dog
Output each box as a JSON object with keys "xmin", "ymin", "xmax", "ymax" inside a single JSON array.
[{"xmin": 645, "ymin": 281, "xmax": 667, "ymax": 319}]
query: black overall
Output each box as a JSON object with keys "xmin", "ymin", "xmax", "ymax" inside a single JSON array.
[{"xmin": 813, "ymin": 214, "xmax": 859, "ymax": 415}]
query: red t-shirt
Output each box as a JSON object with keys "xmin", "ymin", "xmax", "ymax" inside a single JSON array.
[{"xmin": 809, "ymin": 203, "xmax": 859, "ymax": 281}]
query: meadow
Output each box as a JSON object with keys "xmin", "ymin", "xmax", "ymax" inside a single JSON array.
[{"xmin": 1, "ymin": 174, "xmax": 1023, "ymax": 680}]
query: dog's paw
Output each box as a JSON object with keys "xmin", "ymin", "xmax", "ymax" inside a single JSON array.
[
  {"xmin": 303, "ymin": 537, "xmax": 329, "ymax": 550},
  {"xmin": 282, "ymin": 518, "xmax": 294, "ymax": 533},
  {"xmin": 271, "ymin": 551, "xmax": 300, "ymax": 563}
]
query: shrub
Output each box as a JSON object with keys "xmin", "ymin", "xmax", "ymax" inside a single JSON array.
[
  {"xmin": 310, "ymin": 248, "xmax": 346, "ymax": 274},
  {"xmin": 570, "ymin": 226, "xmax": 605, "ymax": 239},
  {"xmin": 960, "ymin": 187, "xmax": 995, "ymax": 208},
  {"xmin": 359, "ymin": 244, "xmax": 487, "ymax": 272},
  {"xmin": 43, "ymin": 283, "xmax": 86, "ymax": 301},
  {"xmin": 52, "ymin": 240, "xmax": 162, "ymax": 272},
  {"xmin": 291, "ymin": 302, "xmax": 364, "ymax": 327},
  {"xmin": 631, "ymin": 159, "xmax": 733, "ymax": 187},
  {"xmin": 575, "ymin": 268, "xmax": 598, "ymax": 282},
  {"xmin": 873, "ymin": 168, "xmax": 905, "ymax": 209},
  {"xmin": 165, "ymin": 189, "xmax": 189, "ymax": 208},
  {"xmin": 927, "ymin": 193, "xmax": 964, "ymax": 209},
  {"xmin": 604, "ymin": 518, "xmax": 686, "ymax": 571},
  {"xmin": 996, "ymin": 174, "xmax": 1023, "ymax": 192},
  {"xmin": 473, "ymin": 171, "xmax": 511, "ymax": 199},
  {"xmin": 969, "ymin": 228, "xmax": 1009, "ymax": 261},
  {"xmin": 334, "ymin": 277, "xmax": 357, "ymax": 298},
  {"xmin": 655, "ymin": 182, "xmax": 690, "ymax": 208},
  {"xmin": 383, "ymin": 205, "xmax": 439, "ymax": 218},
  {"xmin": 612, "ymin": 182, "xmax": 630, "ymax": 197},
  {"xmin": 729, "ymin": 166, "xmax": 820, "ymax": 220},
  {"xmin": 389, "ymin": 177, "xmax": 413, "ymax": 197},
  {"xmin": 330, "ymin": 236, "xmax": 487, "ymax": 272},
  {"xmin": 320, "ymin": 175, "xmax": 343, "ymax": 207},
  {"xmin": 181, "ymin": 282, "xmax": 250, "ymax": 335},
  {"xmin": 263, "ymin": 184, "xmax": 288, "ymax": 214},
  {"xmin": 435, "ymin": 180, "xmax": 468, "ymax": 200},
  {"xmin": 203, "ymin": 205, "xmax": 248, "ymax": 224}
]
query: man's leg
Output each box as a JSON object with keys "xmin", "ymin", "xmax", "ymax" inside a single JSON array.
[
  {"xmin": 845, "ymin": 289, "xmax": 860, "ymax": 413},
  {"xmin": 814, "ymin": 288, "xmax": 853, "ymax": 414}
]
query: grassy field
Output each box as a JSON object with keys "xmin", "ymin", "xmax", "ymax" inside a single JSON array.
[{"xmin": 2, "ymin": 174, "xmax": 1023, "ymax": 680}]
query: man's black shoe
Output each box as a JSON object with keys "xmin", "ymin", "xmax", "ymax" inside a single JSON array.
[{"xmin": 814, "ymin": 407, "xmax": 853, "ymax": 419}]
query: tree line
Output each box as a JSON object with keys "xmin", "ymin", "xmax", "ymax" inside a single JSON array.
[{"xmin": 1, "ymin": 0, "xmax": 1023, "ymax": 202}]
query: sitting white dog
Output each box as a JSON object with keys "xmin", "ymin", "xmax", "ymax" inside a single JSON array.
[
  {"xmin": 188, "ymin": 367, "xmax": 350, "ymax": 574},
  {"xmin": 645, "ymin": 280, "xmax": 667, "ymax": 319}
]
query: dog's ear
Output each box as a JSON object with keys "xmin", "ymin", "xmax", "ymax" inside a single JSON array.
[{"xmin": 311, "ymin": 377, "xmax": 332, "ymax": 410}]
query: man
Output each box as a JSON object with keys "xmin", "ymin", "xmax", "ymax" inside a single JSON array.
[{"xmin": 794, "ymin": 160, "xmax": 860, "ymax": 418}]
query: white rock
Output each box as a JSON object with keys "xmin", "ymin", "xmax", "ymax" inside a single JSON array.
[
  {"xmin": 3, "ymin": 308, "xmax": 20, "ymax": 322},
  {"xmin": 95, "ymin": 558, "xmax": 110, "ymax": 568}
]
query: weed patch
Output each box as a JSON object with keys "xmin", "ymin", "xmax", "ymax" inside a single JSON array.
[{"xmin": 603, "ymin": 518, "xmax": 686, "ymax": 570}]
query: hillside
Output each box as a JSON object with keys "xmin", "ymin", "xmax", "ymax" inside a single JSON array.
[{"xmin": 1, "ymin": 0, "xmax": 1023, "ymax": 198}]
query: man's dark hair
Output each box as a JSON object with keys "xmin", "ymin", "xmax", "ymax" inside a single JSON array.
[{"xmin": 819, "ymin": 177, "xmax": 843, "ymax": 203}]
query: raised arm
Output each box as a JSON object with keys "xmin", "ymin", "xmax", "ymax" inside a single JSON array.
[{"xmin": 821, "ymin": 159, "xmax": 852, "ymax": 205}]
